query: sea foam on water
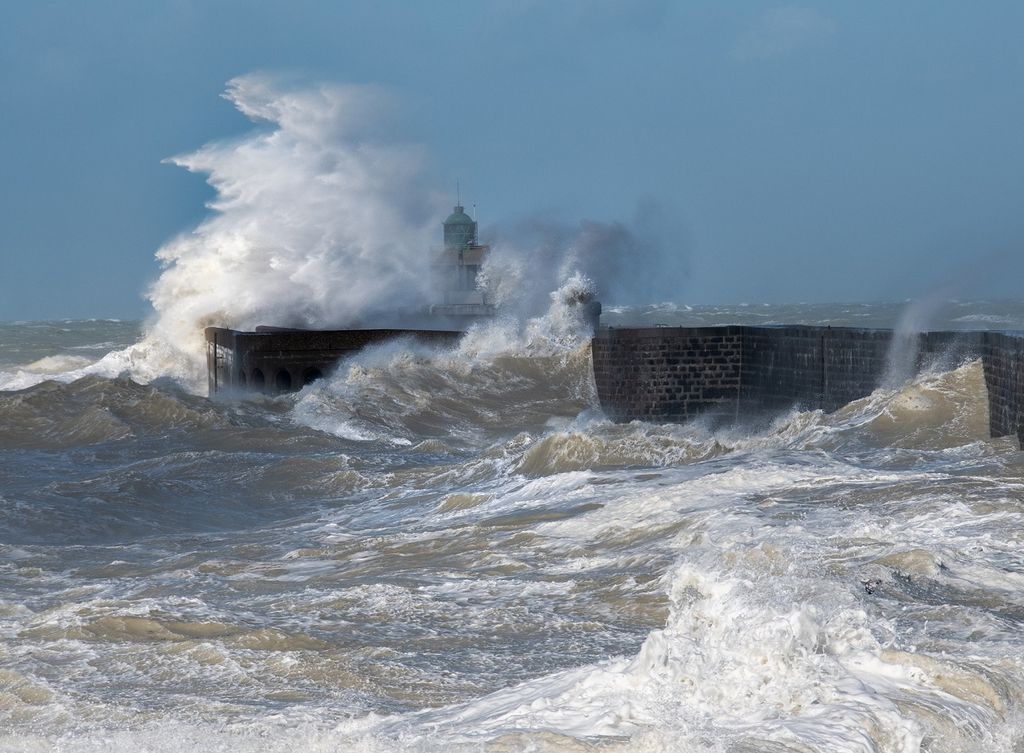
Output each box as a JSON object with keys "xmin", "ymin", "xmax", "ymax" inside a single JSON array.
[{"xmin": 3, "ymin": 317, "xmax": 1024, "ymax": 752}]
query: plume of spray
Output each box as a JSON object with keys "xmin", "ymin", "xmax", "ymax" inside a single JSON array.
[
  {"xmin": 477, "ymin": 198, "xmax": 690, "ymax": 321},
  {"xmin": 98, "ymin": 75, "xmax": 446, "ymax": 388},
  {"xmin": 460, "ymin": 269, "xmax": 599, "ymax": 361},
  {"xmin": 77, "ymin": 75, "xmax": 668, "ymax": 392},
  {"xmin": 573, "ymin": 198, "xmax": 691, "ymax": 306},
  {"xmin": 467, "ymin": 201, "xmax": 694, "ymax": 363},
  {"xmin": 882, "ymin": 238, "xmax": 1024, "ymax": 388},
  {"xmin": 881, "ymin": 294, "xmax": 949, "ymax": 389}
]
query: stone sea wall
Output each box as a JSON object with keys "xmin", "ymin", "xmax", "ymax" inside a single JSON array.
[
  {"xmin": 205, "ymin": 327, "xmax": 461, "ymax": 395},
  {"xmin": 982, "ymin": 331, "xmax": 1024, "ymax": 439},
  {"xmin": 592, "ymin": 325, "xmax": 1024, "ymax": 443},
  {"xmin": 590, "ymin": 326, "xmax": 743, "ymax": 423}
]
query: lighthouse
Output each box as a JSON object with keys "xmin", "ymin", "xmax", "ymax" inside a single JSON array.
[
  {"xmin": 443, "ymin": 204, "xmax": 477, "ymax": 250},
  {"xmin": 433, "ymin": 201, "xmax": 493, "ymax": 315}
]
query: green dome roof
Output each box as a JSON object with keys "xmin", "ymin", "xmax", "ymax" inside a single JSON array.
[{"xmin": 444, "ymin": 205, "xmax": 475, "ymax": 226}]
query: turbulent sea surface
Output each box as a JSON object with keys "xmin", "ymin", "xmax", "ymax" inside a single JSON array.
[{"xmin": 4, "ymin": 301, "xmax": 1024, "ymax": 752}]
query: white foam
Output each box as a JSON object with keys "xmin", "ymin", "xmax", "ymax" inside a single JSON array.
[
  {"xmin": 353, "ymin": 555, "xmax": 1004, "ymax": 751},
  {"xmin": 315, "ymin": 441, "xmax": 1022, "ymax": 750}
]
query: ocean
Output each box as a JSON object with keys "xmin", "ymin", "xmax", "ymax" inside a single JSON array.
[{"xmin": 2, "ymin": 300, "xmax": 1024, "ymax": 752}]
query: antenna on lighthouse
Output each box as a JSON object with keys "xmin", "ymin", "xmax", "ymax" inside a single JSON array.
[{"xmin": 456, "ymin": 180, "xmax": 461, "ymax": 206}]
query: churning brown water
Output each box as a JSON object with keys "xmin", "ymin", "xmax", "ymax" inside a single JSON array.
[{"xmin": 3, "ymin": 302, "xmax": 1024, "ymax": 752}]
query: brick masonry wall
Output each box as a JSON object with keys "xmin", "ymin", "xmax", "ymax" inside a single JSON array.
[
  {"xmin": 981, "ymin": 332, "xmax": 1024, "ymax": 441},
  {"xmin": 741, "ymin": 326, "xmax": 826, "ymax": 412},
  {"xmin": 821, "ymin": 328, "xmax": 893, "ymax": 410},
  {"xmin": 591, "ymin": 327, "xmax": 743, "ymax": 422},
  {"xmin": 205, "ymin": 327, "xmax": 462, "ymax": 394},
  {"xmin": 208, "ymin": 324, "xmax": 1024, "ymax": 443},
  {"xmin": 592, "ymin": 325, "xmax": 1024, "ymax": 443}
]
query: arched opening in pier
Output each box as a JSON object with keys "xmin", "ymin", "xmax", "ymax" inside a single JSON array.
[
  {"xmin": 237, "ymin": 371, "xmax": 247, "ymax": 387},
  {"xmin": 303, "ymin": 367, "xmax": 323, "ymax": 386},
  {"xmin": 252, "ymin": 368, "xmax": 265, "ymax": 390},
  {"xmin": 275, "ymin": 368, "xmax": 293, "ymax": 392}
]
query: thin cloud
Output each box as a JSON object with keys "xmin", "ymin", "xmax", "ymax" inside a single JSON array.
[{"xmin": 733, "ymin": 5, "xmax": 837, "ymax": 62}]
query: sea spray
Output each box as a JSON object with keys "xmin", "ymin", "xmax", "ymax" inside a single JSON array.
[
  {"xmin": 1, "ymin": 77, "xmax": 617, "ymax": 394},
  {"xmin": 291, "ymin": 270, "xmax": 600, "ymax": 445},
  {"xmin": 882, "ymin": 290, "xmax": 962, "ymax": 389},
  {"xmin": 477, "ymin": 198, "xmax": 691, "ymax": 317},
  {"xmin": 133, "ymin": 75, "xmax": 447, "ymax": 387}
]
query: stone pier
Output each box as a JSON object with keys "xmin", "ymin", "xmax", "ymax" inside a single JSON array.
[
  {"xmin": 205, "ymin": 326, "xmax": 461, "ymax": 395},
  {"xmin": 591, "ymin": 325, "xmax": 1024, "ymax": 443}
]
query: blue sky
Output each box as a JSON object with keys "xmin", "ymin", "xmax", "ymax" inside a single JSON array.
[{"xmin": 2, "ymin": 1, "xmax": 1023, "ymax": 320}]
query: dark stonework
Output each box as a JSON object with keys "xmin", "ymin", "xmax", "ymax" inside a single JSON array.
[
  {"xmin": 741, "ymin": 326, "xmax": 827, "ymax": 412},
  {"xmin": 591, "ymin": 326, "xmax": 743, "ymax": 423},
  {"xmin": 592, "ymin": 325, "xmax": 1024, "ymax": 444},
  {"xmin": 207, "ymin": 323, "xmax": 1024, "ymax": 446},
  {"xmin": 205, "ymin": 327, "xmax": 462, "ymax": 395},
  {"xmin": 981, "ymin": 332, "xmax": 1024, "ymax": 441}
]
